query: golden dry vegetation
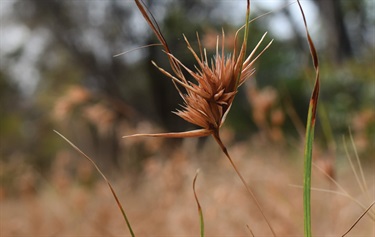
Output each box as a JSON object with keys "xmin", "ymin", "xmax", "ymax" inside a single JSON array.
[{"xmin": 1, "ymin": 131, "xmax": 374, "ymax": 236}]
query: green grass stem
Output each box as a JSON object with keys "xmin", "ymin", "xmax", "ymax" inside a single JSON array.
[
  {"xmin": 193, "ymin": 170, "xmax": 204, "ymax": 237},
  {"xmin": 296, "ymin": 1, "xmax": 320, "ymax": 236}
]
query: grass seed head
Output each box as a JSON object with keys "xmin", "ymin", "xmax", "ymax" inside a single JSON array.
[
  {"xmin": 126, "ymin": 0, "xmax": 272, "ymax": 139},
  {"xmin": 151, "ymin": 31, "xmax": 272, "ymax": 137}
]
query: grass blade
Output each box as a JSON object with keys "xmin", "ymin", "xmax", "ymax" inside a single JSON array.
[
  {"xmin": 193, "ymin": 170, "xmax": 204, "ymax": 237},
  {"xmin": 54, "ymin": 130, "xmax": 135, "ymax": 237},
  {"xmin": 296, "ymin": 1, "xmax": 320, "ymax": 236},
  {"xmin": 303, "ymin": 90, "xmax": 318, "ymax": 237}
]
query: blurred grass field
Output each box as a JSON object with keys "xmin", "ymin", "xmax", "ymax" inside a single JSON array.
[{"xmin": 1, "ymin": 130, "xmax": 374, "ymax": 236}]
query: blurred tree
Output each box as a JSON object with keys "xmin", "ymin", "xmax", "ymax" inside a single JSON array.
[
  {"xmin": 1, "ymin": 0, "xmax": 227, "ymax": 170},
  {"xmin": 9, "ymin": 0, "xmax": 139, "ymax": 168},
  {"xmin": 1, "ymin": 0, "xmax": 374, "ymax": 173},
  {"xmin": 0, "ymin": 71, "xmax": 23, "ymax": 162},
  {"xmin": 313, "ymin": 0, "xmax": 353, "ymax": 62}
]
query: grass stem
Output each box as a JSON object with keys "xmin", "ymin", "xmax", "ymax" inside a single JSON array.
[
  {"xmin": 54, "ymin": 130, "xmax": 136, "ymax": 237},
  {"xmin": 213, "ymin": 131, "xmax": 276, "ymax": 236},
  {"xmin": 296, "ymin": 1, "xmax": 320, "ymax": 236}
]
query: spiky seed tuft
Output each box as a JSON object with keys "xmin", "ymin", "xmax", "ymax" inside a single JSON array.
[{"xmin": 127, "ymin": 0, "xmax": 272, "ymax": 139}]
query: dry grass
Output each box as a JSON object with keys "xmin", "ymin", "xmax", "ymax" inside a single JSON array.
[{"xmin": 1, "ymin": 135, "xmax": 374, "ymax": 236}]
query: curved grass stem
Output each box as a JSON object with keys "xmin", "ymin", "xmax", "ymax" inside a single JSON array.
[
  {"xmin": 213, "ymin": 131, "xmax": 276, "ymax": 237},
  {"xmin": 193, "ymin": 170, "xmax": 205, "ymax": 237},
  {"xmin": 54, "ymin": 130, "xmax": 135, "ymax": 237}
]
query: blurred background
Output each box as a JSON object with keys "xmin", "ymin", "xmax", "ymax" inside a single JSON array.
[{"xmin": 1, "ymin": 0, "xmax": 374, "ymax": 236}]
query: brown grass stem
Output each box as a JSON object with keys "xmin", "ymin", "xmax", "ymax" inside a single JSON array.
[
  {"xmin": 246, "ymin": 224, "xmax": 255, "ymax": 237},
  {"xmin": 212, "ymin": 131, "xmax": 276, "ymax": 237},
  {"xmin": 341, "ymin": 201, "xmax": 375, "ymax": 237}
]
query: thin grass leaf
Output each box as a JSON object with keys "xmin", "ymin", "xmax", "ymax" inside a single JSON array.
[
  {"xmin": 289, "ymin": 183, "xmax": 375, "ymax": 221},
  {"xmin": 296, "ymin": 1, "xmax": 320, "ymax": 237},
  {"xmin": 193, "ymin": 170, "xmax": 204, "ymax": 237},
  {"xmin": 113, "ymin": 43, "xmax": 162, "ymax": 58},
  {"xmin": 342, "ymin": 133, "xmax": 374, "ymax": 219},
  {"xmin": 123, "ymin": 129, "xmax": 212, "ymax": 139},
  {"xmin": 341, "ymin": 201, "xmax": 375, "ymax": 237},
  {"xmin": 54, "ymin": 130, "xmax": 135, "ymax": 237}
]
